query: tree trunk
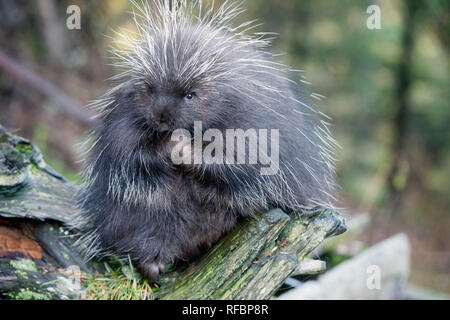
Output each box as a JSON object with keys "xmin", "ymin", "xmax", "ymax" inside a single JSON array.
[{"xmin": 384, "ymin": 1, "xmax": 421, "ymax": 216}]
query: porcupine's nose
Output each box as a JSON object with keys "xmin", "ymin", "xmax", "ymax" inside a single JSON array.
[
  {"xmin": 151, "ymin": 95, "xmax": 173, "ymax": 132},
  {"xmin": 152, "ymin": 109, "xmax": 171, "ymax": 132},
  {"xmin": 155, "ymin": 119, "xmax": 170, "ymax": 132}
]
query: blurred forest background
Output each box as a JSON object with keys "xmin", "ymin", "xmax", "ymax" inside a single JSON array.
[{"xmin": 0, "ymin": 0, "xmax": 448, "ymax": 293}]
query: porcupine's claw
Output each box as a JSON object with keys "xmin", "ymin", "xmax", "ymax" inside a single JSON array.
[{"xmin": 137, "ymin": 261, "xmax": 167, "ymax": 282}]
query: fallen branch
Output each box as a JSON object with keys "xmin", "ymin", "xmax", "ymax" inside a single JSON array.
[{"xmin": 0, "ymin": 50, "xmax": 95, "ymax": 126}]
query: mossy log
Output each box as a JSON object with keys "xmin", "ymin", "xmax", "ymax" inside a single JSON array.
[
  {"xmin": 159, "ymin": 208, "xmax": 346, "ymax": 300},
  {"xmin": 0, "ymin": 125, "xmax": 346, "ymax": 300}
]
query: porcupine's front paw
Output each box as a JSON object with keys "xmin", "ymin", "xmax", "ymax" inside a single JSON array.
[{"xmin": 137, "ymin": 261, "xmax": 167, "ymax": 282}]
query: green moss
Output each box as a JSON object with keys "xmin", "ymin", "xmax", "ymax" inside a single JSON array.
[
  {"xmin": 10, "ymin": 259, "xmax": 39, "ymax": 272},
  {"xmin": 15, "ymin": 270, "xmax": 28, "ymax": 280},
  {"xmin": 16, "ymin": 142, "xmax": 34, "ymax": 155},
  {"xmin": 9, "ymin": 288, "xmax": 50, "ymax": 300},
  {"xmin": 29, "ymin": 164, "xmax": 41, "ymax": 173}
]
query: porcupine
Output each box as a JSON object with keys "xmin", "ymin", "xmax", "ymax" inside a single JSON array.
[{"xmin": 74, "ymin": 0, "xmax": 340, "ymax": 281}]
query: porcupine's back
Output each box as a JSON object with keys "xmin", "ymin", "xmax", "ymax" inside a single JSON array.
[{"xmin": 73, "ymin": 0, "xmax": 340, "ymax": 261}]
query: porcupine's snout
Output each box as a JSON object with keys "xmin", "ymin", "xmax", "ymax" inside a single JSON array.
[{"xmin": 148, "ymin": 93, "xmax": 177, "ymax": 133}]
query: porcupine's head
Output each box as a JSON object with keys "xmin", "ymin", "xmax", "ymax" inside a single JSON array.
[{"xmin": 91, "ymin": 0, "xmax": 301, "ymax": 139}]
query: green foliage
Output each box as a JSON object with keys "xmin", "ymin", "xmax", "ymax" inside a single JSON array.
[
  {"xmin": 8, "ymin": 288, "xmax": 51, "ymax": 301},
  {"xmin": 82, "ymin": 258, "xmax": 156, "ymax": 300}
]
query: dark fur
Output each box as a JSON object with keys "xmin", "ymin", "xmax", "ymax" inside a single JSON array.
[{"xmin": 76, "ymin": 3, "xmax": 337, "ymax": 280}]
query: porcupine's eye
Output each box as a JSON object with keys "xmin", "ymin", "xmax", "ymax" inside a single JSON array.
[{"xmin": 185, "ymin": 92, "xmax": 196, "ymax": 100}]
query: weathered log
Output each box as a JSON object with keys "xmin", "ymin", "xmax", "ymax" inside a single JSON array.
[
  {"xmin": 292, "ymin": 258, "xmax": 327, "ymax": 276},
  {"xmin": 0, "ymin": 257, "xmax": 82, "ymax": 300},
  {"xmin": 0, "ymin": 126, "xmax": 346, "ymax": 300},
  {"xmin": 0, "ymin": 125, "xmax": 77, "ymax": 223},
  {"xmin": 159, "ymin": 208, "xmax": 345, "ymax": 300}
]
